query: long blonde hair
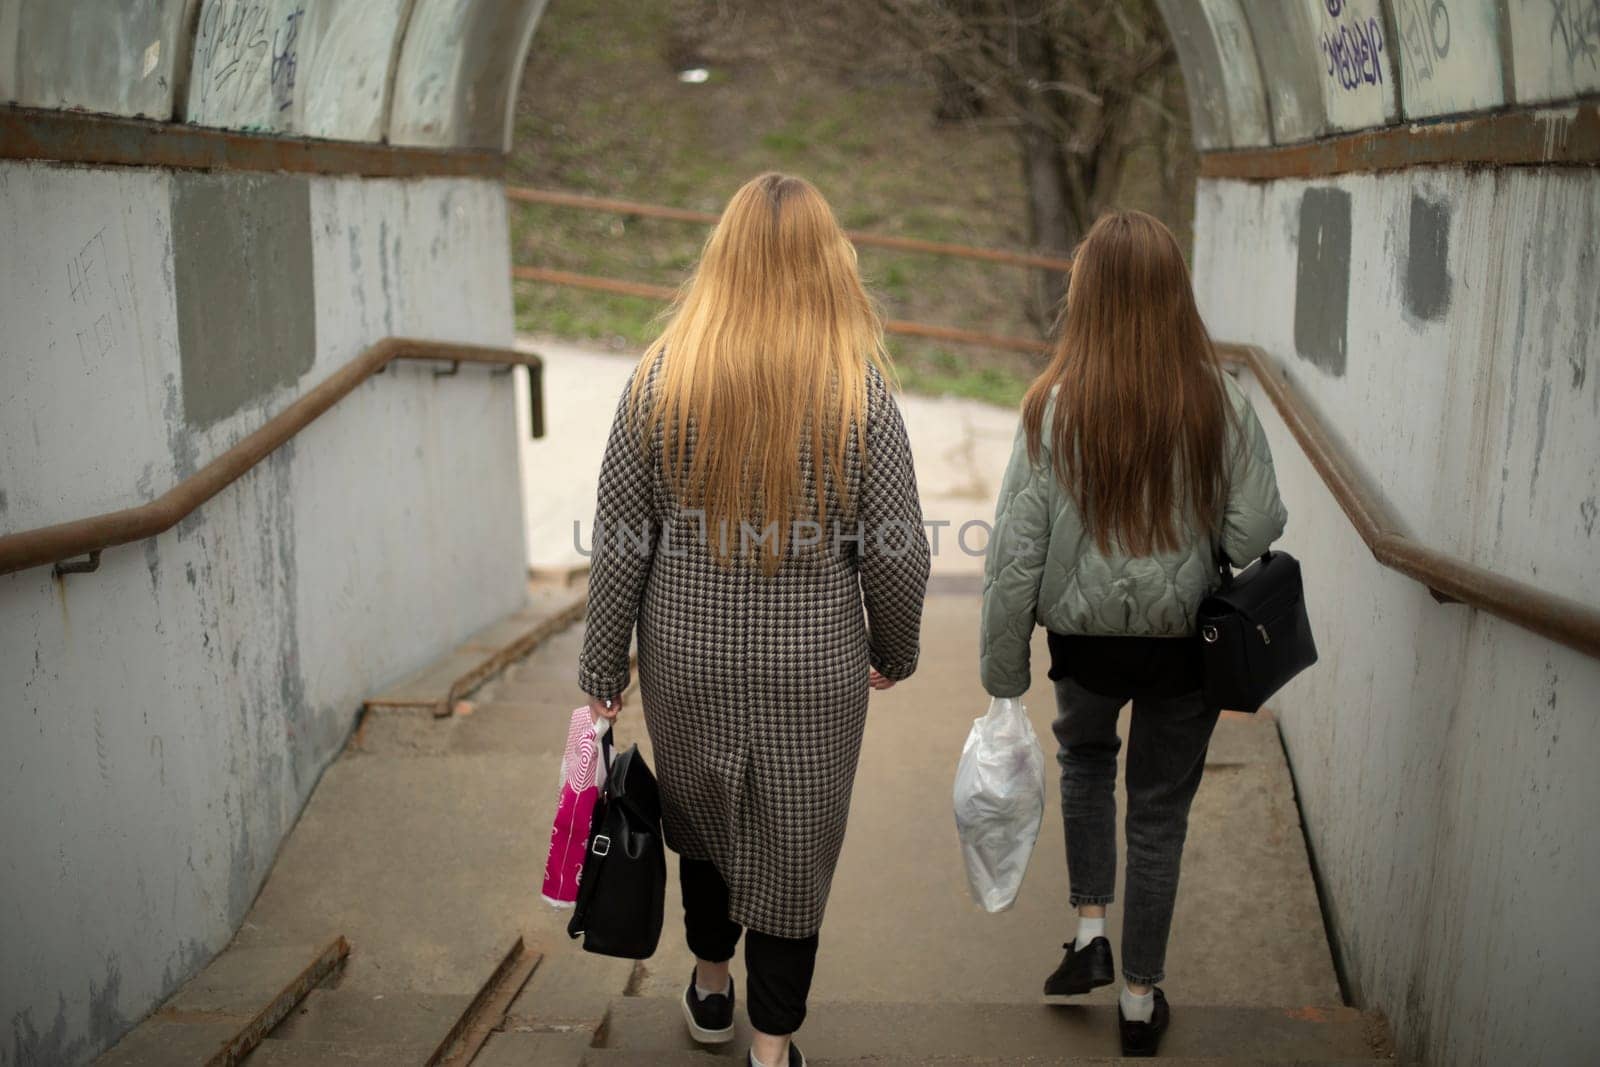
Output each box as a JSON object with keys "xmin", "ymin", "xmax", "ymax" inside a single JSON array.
[
  {"xmin": 632, "ymin": 173, "xmax": 890, "ymax": 571},
  {"xmin": 1022, "ymin": 210, "xmax": 1232, "ymax": 556}
]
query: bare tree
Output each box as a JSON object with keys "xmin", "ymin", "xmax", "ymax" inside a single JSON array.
[{"xmin": 869, "ymin": 0, "xmax": 1182, "ymax": 323}]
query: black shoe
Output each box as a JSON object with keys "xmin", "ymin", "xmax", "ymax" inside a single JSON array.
[
  {"xmin": 1043, "ymin": 937, "xmax": 1115, "ymax": 998},
  {"xmin": 1118, "ymin": 987, "xmax": 1170, "ymax": 1057},
  {"xmin": 747, "ymin": 1044, "xmax": 805, "ymax": 1067},
  {"xmin": 681, "ymin": 969, "xmax": 735, "ymax": 1045}
]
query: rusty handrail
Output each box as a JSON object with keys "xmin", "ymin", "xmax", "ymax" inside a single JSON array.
[
  {"xmin": 512, "ymin": 265, "xmax": 1051, "ymax": 355},
  {"xmin": 506, "ymin": 186, "xmax": 1077, "ymax": 272},
  {"xmin": 1218, "ymin": 343, "xmax": 1600, "ymax": 661},
  {"xmin": 0, "ymin": 338, "xmax": 540, "ymax": 578},
  {"xmin": 511, "ymin": 255, "xmax": 1600, "ymax": 660}
]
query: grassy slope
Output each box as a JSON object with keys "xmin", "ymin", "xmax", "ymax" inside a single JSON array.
[{"xmin": 508, "ymin": 1, "xmax": 1187, "ymax": 407}]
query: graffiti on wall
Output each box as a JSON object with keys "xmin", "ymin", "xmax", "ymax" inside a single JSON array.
[
  {"xmin": 1395, "ymin": 0, "xmax": 1452, "ymax": 81},
  {"xmin": 1320, "ymin": 0, "xmax": 1387, "ymax": 91},
  {"xmin": 1548, "ymin": 0, "xmax": 1600, "ymax": 74},
  {"xmin": 190, "ymin": 2, "xmax": 306, "ymax": 125}
]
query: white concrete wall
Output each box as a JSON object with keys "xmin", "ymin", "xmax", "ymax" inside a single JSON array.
[
  {"xmin": 1193, "ymin": 169, "xmax": 1600, "ymax": 1066},
  {"xmin": 0, "ymin": 163, "xmax": 527, "ymax": 1066}
]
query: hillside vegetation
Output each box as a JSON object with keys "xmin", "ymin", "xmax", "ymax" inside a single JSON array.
[{"xmin": 509, "ymin": 1, "xmax": 1191, "ymax": 406}]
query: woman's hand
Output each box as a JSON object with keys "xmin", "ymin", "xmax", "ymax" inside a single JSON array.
[
  {"xmin": 588, "ymin": 695, "xmax": 622, "ymax": 721},
  {"xmin": 868, "ymin": 668, "xmax": 895, "ymax": 691}
]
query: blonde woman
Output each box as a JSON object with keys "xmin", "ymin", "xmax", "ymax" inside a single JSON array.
[
  {"xmin": 981, "ymin": 211, "xmax": 1286, "ymax": 1057},
  {"xmin": 578, "ymin": 173, "xmax": 931, "ymax": 1067}
]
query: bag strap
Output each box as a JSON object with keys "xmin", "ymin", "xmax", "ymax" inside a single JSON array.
[{"xmin": 1214, "ymin": 547, "xmax": 1274, "ymax": 589}]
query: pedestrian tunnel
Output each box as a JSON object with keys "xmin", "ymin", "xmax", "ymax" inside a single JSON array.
[{"xmin": 1, "ymin": 3, "xmax": 1598, "ymax": 1065}]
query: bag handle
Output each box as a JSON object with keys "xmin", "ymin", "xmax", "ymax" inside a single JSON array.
[{"xmin": 1214, "ymin": 548, "xmax": 1274, "ymax": 589}]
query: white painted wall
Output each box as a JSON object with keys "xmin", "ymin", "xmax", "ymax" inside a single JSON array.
[
  {"xmin": 1193, "ymin": 169, "xmax": 1600, "ymax": 1066},
  {"xmin": 0, "ymin": 163, "xmax": 527, "ymax": 1066}
]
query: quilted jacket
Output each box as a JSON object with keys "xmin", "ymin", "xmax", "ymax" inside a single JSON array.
[{"xmin": 979, "ymin": 372, "xmax": 1287, "ymax": 698}]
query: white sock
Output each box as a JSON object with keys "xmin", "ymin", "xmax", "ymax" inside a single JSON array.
[
  {"xmin": 1074, "ymin": 915, "xmax": 1107, "ymax": 949},
  {"xmin": 695, "ymin": 975, "xmax": 731, "ymax": 1000},
  {"xmin": 1121, "ymin": 984, "xmax": 1155, "ymax": 1023}
]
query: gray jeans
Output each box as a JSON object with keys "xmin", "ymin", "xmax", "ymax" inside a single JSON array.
[{"xmin": 1051, "ymin": 676, "xmax": 1220, "ymax": 985}]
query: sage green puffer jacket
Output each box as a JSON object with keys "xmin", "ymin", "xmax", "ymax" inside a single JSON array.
[{"xmin": 979, "ymin": 372, "xmax": 1287, "ymax": 699}]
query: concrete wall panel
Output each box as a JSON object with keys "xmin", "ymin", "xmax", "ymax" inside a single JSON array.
[
  {"xmin": 1161, "ymin": 0, "xmax": 1274, "ymax": 149},
  {"xmin": 388, "ymin": 0, "xmax": 546, "ymax": 151},
  {"xmin": 298, "ymin": 0, "xmax": 412, "ymax": 141},
  {"xmin": 1193, "ymin": 168, "xmax": 1600, "ymax": 1065},
  {"xmin": 1506, "ymin": 0, "xmax": 1600, "ymax": 104},
  {"xmin": 1312, "ymin": 0, "xmax": 1401, "ymax": 131},
  {"xmin": 1387, "ymin": 0, "xmax": 1507, "ymax": 118},
  {"xmin": 182, "ymin": 0, "xmax": 413, "ymax": 140},
  {"xmin": 1242, "ymin": 0, "xmax": 1332, "ymax": 142},
  {"xmin": 0, "ymin": 163, "xmax": 525, "ymax": 1067},
  {"xmin": 171, "ymin": 172, "xmax": 316, "ymax": 428},
  {"xmin": 4, "ymin": 0, "xmax": 199, "ymax": 119}
]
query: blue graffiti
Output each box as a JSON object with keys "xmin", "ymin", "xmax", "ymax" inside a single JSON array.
[
  {"xmin": 1324, "ymin": 0, "xmax": 1346, "ymax": 15},
  {"xmin": 1320, "ymin": 15, "xmax": 1386, "ymax": 91},
  {"xmin": 270, "ymin": 8, "xmax": 304, "ymax": 113}
]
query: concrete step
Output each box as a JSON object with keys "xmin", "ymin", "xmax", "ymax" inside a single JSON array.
[
  {"xmin": 242, "ymin": 1039, "xmax": 438, "ymax": 1065},
  {"xmin": 266, "ymin": 987, "xmax": 473, "ymax": 1046},
  {"xmin": 580, "ymin": 1055, "xmax": 1390, "ymax": 1067},
  {"xmin": 95, "ymin": 942, "xmax": 349, "ymax": 1066},
  {"xmin": 594, "ymin": 998, "xmax": 1391, "ymax": 1063},
  {"xmin": 362, "ymin": 582, "xmax": 586, "ymax": 716}
]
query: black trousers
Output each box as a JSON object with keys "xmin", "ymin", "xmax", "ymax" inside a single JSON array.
[{"xmin": 679, "ymin": 857, "xmax": 819, "ymax": 1035}]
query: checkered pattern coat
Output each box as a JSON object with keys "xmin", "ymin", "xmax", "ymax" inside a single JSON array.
[{"xmin": 578, "ymin": 363, "xmax": 930, "ymax": 938}]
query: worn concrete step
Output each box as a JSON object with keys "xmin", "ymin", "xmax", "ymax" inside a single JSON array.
[
  {"xmin": 475, "ymin": 1029, "xmax": 596, "ymax": 1066},
  {"xmin": 95, "ymin": 942, "xmax": 348, "ymax": 1066},
  {"xmin": 363, "ymin": 583, "xmax": 586, "ymax": 714},
  {"xmin": 580, "ymin": 1055, "xmax": 1390, "ymax": 1067},
  {"xmin": 266, "ymin": 987, "xmax": 474, "ymax": 1046},
  {"xmin": 595, "ymin": 998, "xmax": 1389, "ymax": 1063},
  {"xmin": 242, "ymin": 1039, "xmax": 438, "ymax": 1065}
]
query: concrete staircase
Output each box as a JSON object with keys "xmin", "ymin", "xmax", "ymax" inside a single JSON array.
[
  {"xmin": 93, "ymin": 586, "xmax": 1395, "ymax": 1065},
  {"xmin": 574, "ymin": 996, "xmax": 1390, "ymax": 1065}
]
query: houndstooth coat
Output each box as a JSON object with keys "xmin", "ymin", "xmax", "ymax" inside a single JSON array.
[{"xmin": 578, "ymin": 363, "xmax": 930, "ymax": 938}]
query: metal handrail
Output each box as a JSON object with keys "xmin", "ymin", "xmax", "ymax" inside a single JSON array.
[
  {"xmin": 0, "ymin": 338, "xmax": 541, "ymax": 578},
  {"xmin": 1218, "ymin": 343, "xmax": 1600, "ymax": 661},
  {"xmin": 510, "ymin": 252, "xmax": 1600, "ymax": 659}
]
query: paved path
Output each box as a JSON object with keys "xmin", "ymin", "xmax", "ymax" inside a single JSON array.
[{"xmin": 516, "ymin": 336, "xmax": 1018, "ymax": 578}]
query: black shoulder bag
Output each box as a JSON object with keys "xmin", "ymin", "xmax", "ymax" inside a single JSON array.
[
  {"xmin": 566, "ymin": 731, "xmax": 666, "ymax": 959},
  {"xmin": 1196, "ymin": 550, "xmax": 1318, "ymax": 713}
]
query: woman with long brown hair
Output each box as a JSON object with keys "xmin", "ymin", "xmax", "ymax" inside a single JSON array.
[
  {"xmin": 579, "ymin": 173, "xmax": 931, "ymax": 1067},
  {"xmin": 980, "ymin": 210, "xmax": 1286, "ymax": 1057}
]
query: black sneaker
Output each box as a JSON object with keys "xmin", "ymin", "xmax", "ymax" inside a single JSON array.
[
  {"xmin": 681, "ymin": 970, "xmax": 735, "ymax": 1045},
  {"xmin": 1043, "ymin": 937, "xmax": 1115, "ymax": 998},
  {"xmin": 748, "ymin": 1044, "xmax": 805, "ymax": 1067},
  {"xmin": 1118, "ymin": 986, "xmax": 1170, "ymax": 1057}
]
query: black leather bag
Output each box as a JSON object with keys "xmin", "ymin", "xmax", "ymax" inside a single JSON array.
[
  {"xmin": 566, "ymin": 731, "xmax": 666, "ymax": 959},
  {"xmin": 1196, "ymin": 550, "xmax": 1318, "ymax": 714}
]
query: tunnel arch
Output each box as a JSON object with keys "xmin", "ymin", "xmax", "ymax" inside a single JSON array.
[
  {"xmin": 5, "ymin": 1, "xmax": 1598, "ymax": 160},
  {"xmin": 4, "ymin": 4, "xmax": 1600, "ymax": 1067}
]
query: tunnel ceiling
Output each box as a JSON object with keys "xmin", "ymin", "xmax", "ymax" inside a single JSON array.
[{"xmin": 0, "ymin": 1, "xmax": 1596, "ymax": 156}]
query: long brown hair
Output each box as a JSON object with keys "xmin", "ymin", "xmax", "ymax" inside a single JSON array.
[
  {"xmin": 1022, "ymin": 210, "xmax": 1231, "ymax": 555},
  {"xmin": 633, "ymin": 173, "xmax": 890, "ymax": 571}
]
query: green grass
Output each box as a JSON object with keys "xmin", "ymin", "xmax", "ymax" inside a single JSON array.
[{"xmin": 509, "ymin": 1, "xmax": 1187, "ymax": 405}]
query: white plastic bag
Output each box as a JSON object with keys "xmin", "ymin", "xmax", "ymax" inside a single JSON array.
[{"xmin": 953, "ymin": 696, "xmax": 1047, "ymax": 913}]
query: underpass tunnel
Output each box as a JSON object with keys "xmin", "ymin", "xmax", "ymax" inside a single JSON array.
[{"xmin": 1, "ymin": 2, "xmax": 1597, "ymax": 1064}]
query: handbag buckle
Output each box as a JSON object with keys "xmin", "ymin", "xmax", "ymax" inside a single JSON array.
[
  {"xmin": 1201, "ymin": 625, "xmax": 1219, "ymax": 644},
  {"xmin": 592, "ymin": 834, "xmax": 611, "ymax": 857}
]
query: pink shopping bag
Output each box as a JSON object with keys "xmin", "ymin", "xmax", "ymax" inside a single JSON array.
[{"xmin": 541, "ymin": 707, "xmax": 611, "ymax": 907}]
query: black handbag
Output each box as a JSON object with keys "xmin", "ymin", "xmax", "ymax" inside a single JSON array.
[
  {"xmin": 566, "ymin": 730, "xmax": 666, "ymax": 959},
  {"xmin": 1196, "ymin": 549, "xmax": 1318, "ymax": 713}
]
